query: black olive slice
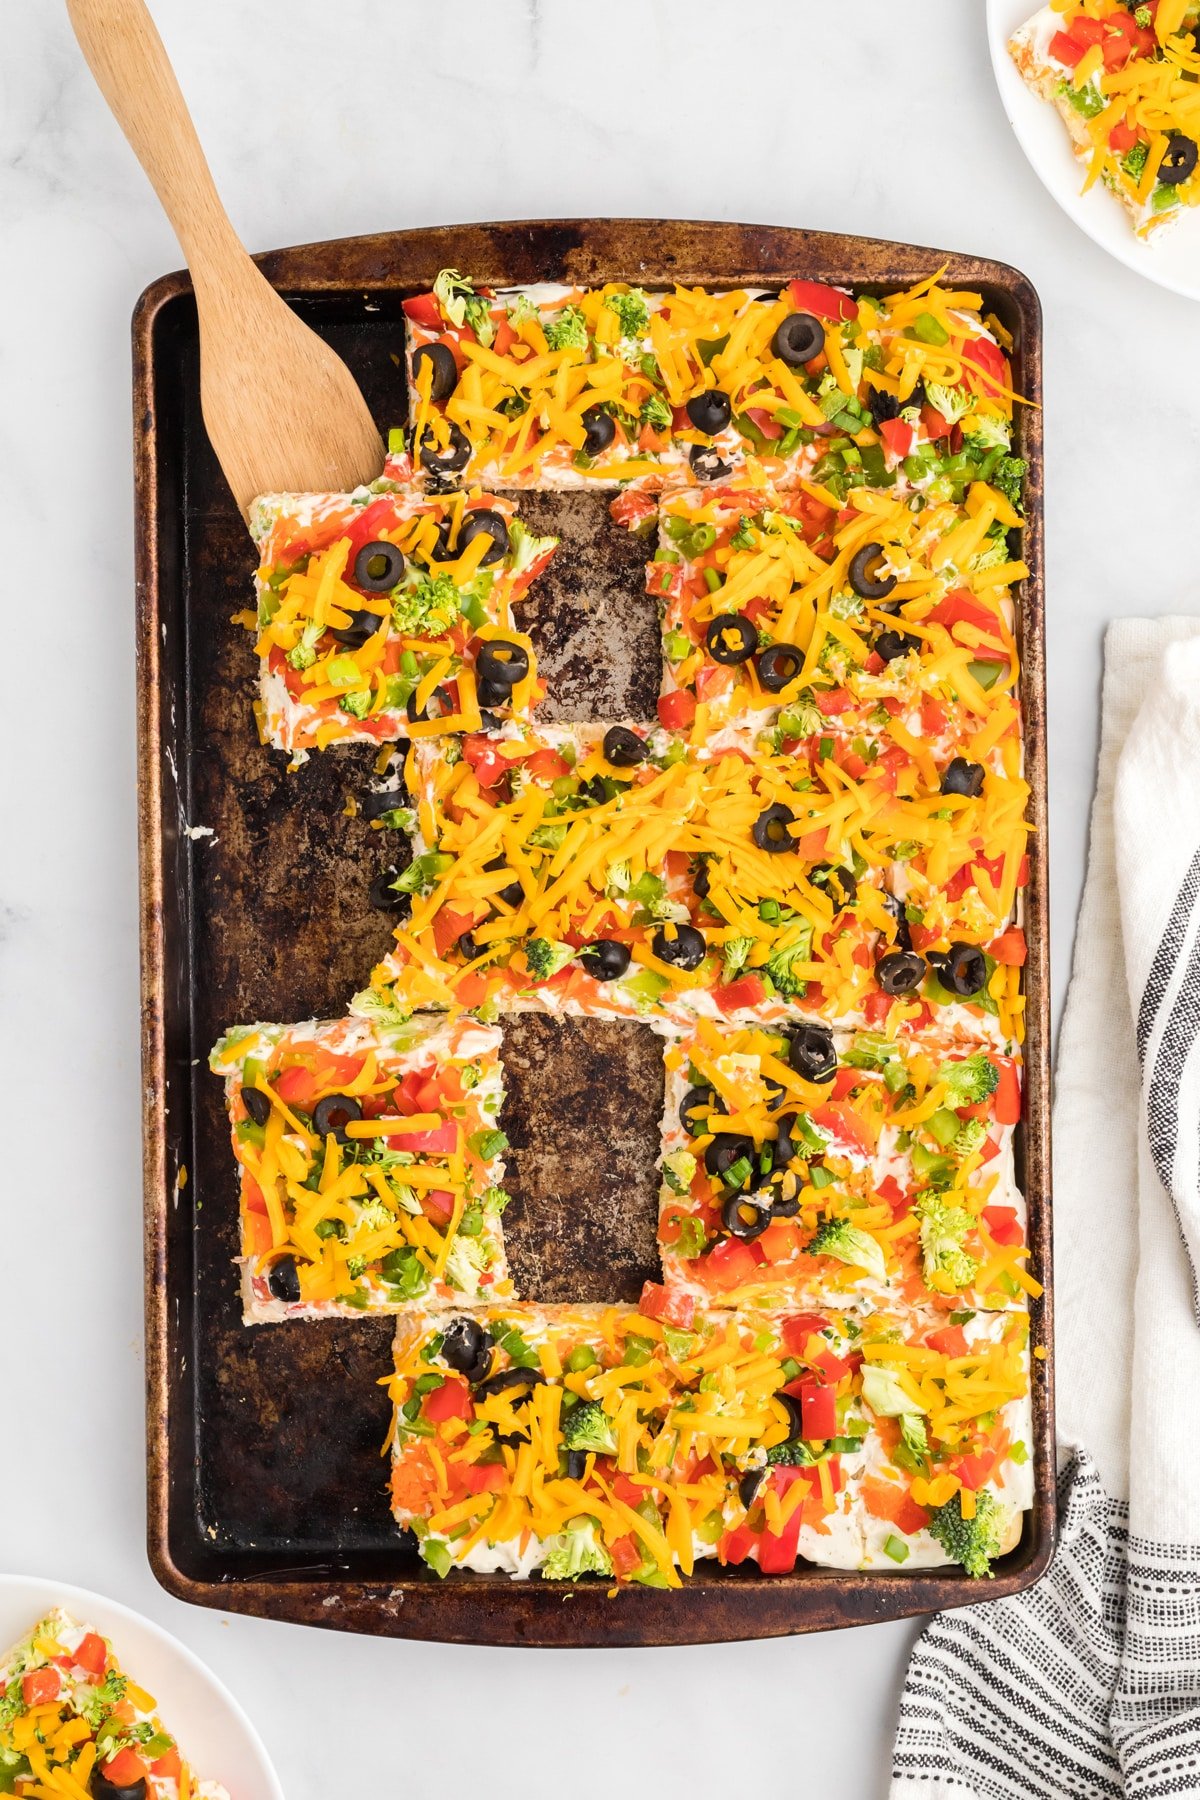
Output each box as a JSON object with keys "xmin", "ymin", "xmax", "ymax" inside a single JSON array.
[
  {"xmin": 368, "ymin": 869, "xmax": 413, "ymax": 915},
  {"xmin": 581, "ymin": 406, "xmax": 617, "ymax": 456},
  {"xmin": 313, "ymin": 1092, "xmax": 363, "ymax": 1142},
  {"xmin": 739, "ymin": 1467, "xmax": 766, "ymax": 1509},
  {"xmin": 484, "ymin": 856, "xmax": 524, "ymax": 907},
  {"xmin": 473, "ymin": 1367, "xmax": 546, "ymax": 1401},
  {"xmin": 477, "ymin": 679, "xmax": 516, "ymax": 710},
  {"xmin": 881, "ymin": 890, "xmax": 913, "ymax": 950},
  {"xmin": 457, "ymin": 931, "xmax": 480, "ymax": 961},
  {"xmin": 416, "ymin": 419, "xmax": 471, "ymax": 480},
  {"xmin": 406, "ymin": 684, "xmax": 455, "ymax": 724},
  {"xmin": 809, "ymin": 863, "xmax": 857, "ymax": 911},
  {"xmin": 776, "ymin": 1392, "xmax": 804, "ymax": 1440},
  {"xmin": 940, "ymin": 757, "xmax": 985, "ymax": 798},
  {"xmin": 689, "ymin": 444, "xmax": 732, "ymax": 482},
  {"xmin": 679, "ymin": 1085, "xmax": 728, "ymax": 1137},
  {"xmin": 686, "ymin": 389, "xmax": 732, "ymax": 436},
  {"xmin": 722, "ymin": 1191, "xmax": 773, "ymax": 1240},
  {"xmin": 579, "ymin": 939, "xmax": 631, "ymax": 982},
  {"xmin": 476, "ymin": 640, "xmax": 529, "ymax": 692},
  {"xmin": 362, "ymin": 782, "xmax": 409, "ymax": 822},
  {"xmin": 459, "ymin": 509, "xmax": 511, "ymax": 566},
  {"xmin": 90, "ymin": 1771, "xmax": 148, "ymax": 1800},
  {"xmin": 652, "ymin": 924, "xmax": 706, "ymax": 970},
  {"xmin": 328, "ymin": 607, "xmax": 382, "ymax": 648},
  {"xmin": 430, "ymin": 518, "xmax": 459, "ymax": 563},
  {"xmin": 566, "ymin": 1449, "xmax": 588, "ymax": 1481},
  {"xmin": 875, "ymin": 628, "xmax": 920, "ymax": 663},
  {"xmin": 929, "ymin": 942, "xmax": 988, "ymax": 998},
  {"xmin": 704, "ymin": 1134, "xmax": 756, "ymax": 1187},
  {"xmin": 441, "ymin": 1315, "xmax": 493, "ymax": 1382},
  {"xmin": 867, "ymin": 386, "xmax": 902, "ymax": 427},
  {"xmin": 602, "ymin": 725, "xmax": 648, "ymax": 767},
  {"xmin": 353, "ymin": 540, "xmax": 406, "ymax": 594},
  {"xmin": 691, "ymin": 858, "xmax": 712, "ymax": 898},
  {"xmin": 411, "ymin": 340, "xmax": 459, "ymax": 403},
  {"xmin": 771, "ymin": 1112, "xmax": 798, "ymax": 1169},
  {"xmin": 1162, "ymin": 133, "xmax": 1198, "ymax": 182},
  {"xmin": 267, "ymin": 1255, "xmax": 302, "ymax": 1305},
  {"xmin": 770, "ymin": 1193, "xmax": 801, "ymax": 1219},
  {"xmin": 753, "ymin": 802, "xmax": 796, "ymax": 854},
  {"xmin": 876, "ymin": 949, "xmax": 926, "ymax": 995},
  {"xmin": 789, "ymin": 1024, "xmax": 837, "ymax": 1084},
  {"xmin": 706, "ymin": 614, "xmax": 758, "ymax": 665},
  {"xmin": 238, "ymin": 1085, "xmax": 269, "ymax": 1129},
  {"xmin": 771, "ymin": 310, "xmax": 825, "ymax": 367},
  {"xmin": 756, "ymin": 642, "xmax": 804, "ymax": 692},
  {"xmin": 848, "ymin": 542, "xmax": 897, "ymax": 600}
]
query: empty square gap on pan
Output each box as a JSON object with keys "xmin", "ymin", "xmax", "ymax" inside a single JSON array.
[
  {"xmin": 510, "ymin": 491, "xmax": 662, "ymax": 725},
  {"xmin": 499, "ymin": 1015, "xmax": 664, "ymax": 1304}
]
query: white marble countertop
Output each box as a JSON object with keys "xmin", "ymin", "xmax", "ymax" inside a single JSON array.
[{"xmin": 5, "ymin": 1, "xmax": 1199, "ymax": 1794}]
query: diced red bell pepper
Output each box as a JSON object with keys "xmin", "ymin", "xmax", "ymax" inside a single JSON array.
[
  {"xmin": 781, "ymin": 1314, "xmax": 830, "ymax": 1357},
  {"xmin": 954, "ymin": 1450, "xmax": 999, "ymax": 1491},
  {"xmin": 433, "ymin": 906, "xmax": 483, "ymax": 959},
  {"xmin": 609, "ymin": 1533, "xmax": 643, "ymax": 1577},
  {"xmin": 1049, "ymin": 28, "xmax": 1085, "ymax": 65},
  {"xmin": 815, "ymin": 686, "xmax": 853, "ymax": 715},
  {"xmin": 22, "ymin": 1668, "xmax": 61, "ymax": 1706},
  {"xmin": 926, "ymin": 1325, "xmax": 968, "ymax": 1358},
  {"xmin": 992, "ymin": 1057, "xmax": 1021, "ymax": 1126},
  {"xmin": 525, "ymin": 747, "xmax": 572, "ymax": 782},
  {"xmin": 638, "ymin": 1282, "xmax": 695, "ymax": 1328},
  {"xmin": 74, "ymin": 1633, "xmax": 108, "ymax": 1677},
  {"xmin": 919, "ymin": 693, "xmax": 947, "ymax": 736},
  {"xmin": 877, "ymin": 1174, "xmax": 908, "ymax": 1213},
  {"xmin": 863, "ymin": 989, "xmax": 894, "ymax": 1026},
  {"xmin": 462, "ymin": 735, "xmax": 511, "ymax": 789},
  {"xmin": 810, "ymin": 1102, "xmax": 874, "ymax": 1158},
  {"xmin": 423, "ymin": 1378, "xmax": 474, "ymax": 1424},
  {"xmin": 695, "ymin": 1239, "xmax": 760, "ymax": 1293},
  {"xmin": 879, "ymin": 416, "xmax": 914, "ymax": 462},
  {"xmin": 713, "ymin": 974, "xmax": 767, "ymax": 1014},
  {"xmin": 657, "ymin": 690, "xmax": 696, "ymax": 731},
  {"xmin": 756, "ymin": 1505, "xmax": 805, "ymax": 1574},
  {"xmin": 100, "ymin": 1751, "xmax": 149, "ymax": 1787},
  {"xmin": 1108, "ymin": 118, "xmax": 1138, "ymax": 152},
  {"xmin": 988, "ymin": 928, "xmax": 1027, "ymax": 967},
  {"xmin": 459, "ymin": 1461, "xmax": 507, "ymax": 1494},
  {"xmin": 396, "ymin": 1120, "xmax": 458, "ymax": 1156},
  {"xmin": 403, "ymin": 292, "xmax": 444, "ymax": 329},
  {"xmin": 983, "ymin": 1204, "xmax": 1023, "ymax": 1247},
  {"xmin": 610, "ymin": 490, "xmax": 660, "ymax": 532},
  {"xmin": 831, "ymin": 1066, "xmax": 859, "ymax": 1101},
  {"xmin": 799, "ymin": 1381, "xmax": 838, "ymax": 1440},
  {"xmin": 720, "ymin": 1523, "xmax": 760, "ymax": 1566},
  {"xmin": 960, "ymin": 335, "xmax": 1008, "ymax": 400},
  {"xmin": 151, "ymin": 1748, "xmax": 184, "ymax": 1779},
  {"xmin": 744, "ymin": 404, "xmax": 784, "ymax": 441},
  {"xmin": 787, "ymin": 278, "xmax": 858, "ymax": 322}
]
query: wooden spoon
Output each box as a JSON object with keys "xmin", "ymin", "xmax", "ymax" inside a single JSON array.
[{"xmin": 66, "ymin": 0, "xmax": 384, "ymax": 518}]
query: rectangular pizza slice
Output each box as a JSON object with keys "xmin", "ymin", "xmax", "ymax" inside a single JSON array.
[
  {"xmin": 359, "ymin": 715, "xmax": 1029, "ymax": 1044},
  {"xmin": 1010, "ymin": 3, "xmax": 1200, "ymax": 239},
  {"xmin": 385, "ymin": 1297, "xmax": 1032, "ymax": 1582},
  {"xmin": 400, "ymin": 269, "xmax": 1020, "ymax": 494},
  {"xmin": 657, "ymin": 1019, "xmax": 1032, "ymax": 1317},
  {"xmin": 0, "ymin": 1609, "xmax": 229, "ymax": 1799},
  {"xmin": 246, "ymin": 485, "xmax": 557, "ymax": 758},
  {"xmin": 209, "ymin": 1011, "xmax": 512, "ymax": 1320}
]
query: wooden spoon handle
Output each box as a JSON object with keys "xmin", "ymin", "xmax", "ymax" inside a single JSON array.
[{"xmin": 65, "ymin": 0, "xmax": 243, "ymax": 281}]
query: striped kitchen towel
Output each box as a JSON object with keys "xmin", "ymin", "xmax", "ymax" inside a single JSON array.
[{"xmin": 891, "ymin": 618, "xmax": 1200, "ymax": 1799}]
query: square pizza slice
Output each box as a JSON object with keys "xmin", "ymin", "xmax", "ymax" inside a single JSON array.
[
  {"xmin": 210, "ymin": 1011, "xmax": 512, "ymax": 1320},
  {"xmin": 247, "ymin": 485, "xmax": 556, "ymax": 758},
  {"xmin": 656, "ymin": 1018, "xmax": 1032, "ymax": 1317},
  {"xmin": 0, "ymin": 1609, "xmax": 229, "ymax": 1799}
]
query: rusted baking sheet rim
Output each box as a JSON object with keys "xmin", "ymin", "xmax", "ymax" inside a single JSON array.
[{"xmin": 135, "ymin": 218, "xmax": 1053, "ymax": 1646}]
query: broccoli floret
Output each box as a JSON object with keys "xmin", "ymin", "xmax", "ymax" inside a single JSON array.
[
  {"xmin": 937, "ymin": 1052, "xmax": 999, "ymax": 1107},
  {"xmin": 525, "ymin": 938, "xmax": 577, "ymax": 981},
  {"xmin": 914, "ymin": 1193, "xmax": 979, "ymax": 1290},
  {"xmin": 970, "ymin": 524, "xmax": 1011, "ymax": 575},
  {"xmin": 808, "ymin": 1219, "xmax": 887, "ymax": 1281},
  {"xmin": 540, "ymin": 1516, "xmax": 614, "ymax": 1580},
  {"xmin": 286, "ymin": 623, "xmax": 322, "ymax": 670},
  {"xmin": 963, "ymin": 414, "xmax": 1011, "ymax": 453},
  {"xmin": 1123, "ymin": 140, "xmax": 1149, "ymax": 181},
  {"xmin": 923, "ymin": 381, "xmax": 970, "ymax": 424},
  {"xmin": 544, "ymin": 305, "xmax": 590, "ymax": 352},
  {"xmin": 640, "ymin": 393, "xmax": 672, "ymax": 432},
  {"xmin": 765, "ymin": 926, "xmax": 815, "ymax": 997},
  {"xmin": 900, "ymin": 1413, "xmax": 929, "ymax": 1465},
  {"xmin": 928, "ymin": 1488, "xmax": 1010, "ymax": 1579},
  {"xmin": 605, "ymin": 288, "xmax": 650, "ymax": 340},
  {"xmin": 391, "ymin": 572, "xmax": 462, "ymax": 636},
  {"xmin": 444, "ymin": 1233, "xmax": 489, "ymax": 1298},
  {"xmin": 993, "ymin": 455, "xmax": 1027, "ymax": 513},
  {"xmin": 722, "ymin": 935, "xmax": 755, "ymax": 983},
  {"xmin": 432, "ymin": 268, "xmax": 495, "ymax": 346},
  {"xmin": 954, "ymin": 1118, "xmax": 988, "ymax": 1157},
  {"xmin": 562, "ymin": 1400, "xmax": 617, "ymax": 1456}
]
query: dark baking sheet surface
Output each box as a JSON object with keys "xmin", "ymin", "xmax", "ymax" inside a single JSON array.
[{"xmin": 137, "ymin": 219, "xmax": 1054, "ymax": 1645}]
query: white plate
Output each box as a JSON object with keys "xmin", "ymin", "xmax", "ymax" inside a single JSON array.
[
  {"xmin": 987, "ymin": 0, "xmax": 1200, "ymax": 299},
  {"xmin": 0, "ymin": 1575, "xmax": 284, "ymax": 1800}
]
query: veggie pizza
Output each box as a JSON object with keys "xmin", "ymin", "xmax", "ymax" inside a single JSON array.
[
  {"xmin": 0, "ymin": 1611, "xmax": 228, "ymax": 1799},
  {"xmin": 212, "ymin": 267, "xmax": 1039, "ymax": 1587},
  {"xmin": 1011, "ymin": 0, "xmax": 1200, "ymax": 236}
]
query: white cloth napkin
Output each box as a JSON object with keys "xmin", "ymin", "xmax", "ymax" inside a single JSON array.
[{"xmin": 890, "ymin": 618, "xmax": 1200, "ymax": 1799}]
